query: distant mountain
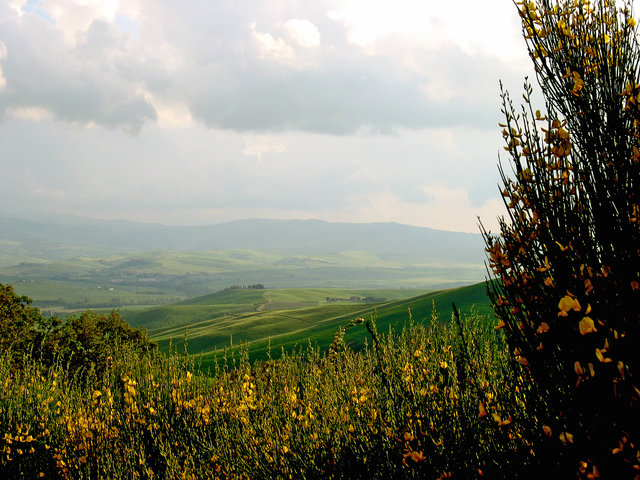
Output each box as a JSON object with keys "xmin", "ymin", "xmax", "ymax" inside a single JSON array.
[{"xmin": 0, "ymin": 216, "xmax": 485, "ymax": 267}]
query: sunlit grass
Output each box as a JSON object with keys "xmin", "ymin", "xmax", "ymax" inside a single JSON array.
[{"xmin": 0, "ymin": 308, "xmax": 544, "ymax": 479}]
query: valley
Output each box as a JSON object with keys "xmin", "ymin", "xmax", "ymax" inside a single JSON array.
[{"xmin": 0, "ymin": 215, "xmax": 492, "ymax": 367}]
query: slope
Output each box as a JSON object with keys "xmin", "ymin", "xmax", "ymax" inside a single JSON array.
[{"xmin": 144, "ymin": 282, "xmax": 492, "ymax": 367}]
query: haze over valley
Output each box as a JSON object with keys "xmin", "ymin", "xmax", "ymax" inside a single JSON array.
[{"xmin": 0, "ymin": 215, "xmax": 486, "ymax": 312}]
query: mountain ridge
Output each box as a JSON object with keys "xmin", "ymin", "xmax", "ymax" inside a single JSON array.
[{"xmin": 0, "ymin": 215, "xmax": 485, "ymax": 267}]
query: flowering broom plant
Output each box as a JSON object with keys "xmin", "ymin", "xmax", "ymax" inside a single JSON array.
[{"xmin": 483, "ymin": 0, "xmax": 640, "ymax": 476}]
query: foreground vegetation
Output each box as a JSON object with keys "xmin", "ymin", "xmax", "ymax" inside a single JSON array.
[
  {"xmin": 1, "ymin": 301, "xmax": 542, "ymax": 480},
  {"xmin": 482, "ymin": 0, "xmax": 640, "ymax": 475}
]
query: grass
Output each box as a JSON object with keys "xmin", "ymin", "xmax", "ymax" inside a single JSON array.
[
  {"xmin": 138, "ymin": 283, "xmax": 491, "ymax": 368},
  {"xmin": 0, "ymin": 306, "xmax": 543, "ymax": 480},
  {"xmin": 6, "ymin": 281, "xmax": 184, "ymax": 312},
  {"xmin": 125, "ymin": 286, "xmax": 428, "ymax": 330}
]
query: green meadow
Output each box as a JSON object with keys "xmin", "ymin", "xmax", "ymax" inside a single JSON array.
[
  {"xmin": 125, "ymin": 283, "xmax": 491, "ymax": 367},
  {"xmin": 1, "ymin": 248, "xmax": 483, "ymax": 313}
]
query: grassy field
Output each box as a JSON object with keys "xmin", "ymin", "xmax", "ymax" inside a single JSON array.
[
  {"xmin": 125, "ymin": 286, "xmax": 427, "ymax": 333},
  {"xmin": 5, "ymin": 281, "xmax": 184, "ymax": 313},
  {"xmin": 129, "ymin": 283, "xmax": 492, "ymax": 367},
  {"xmin": 1, "ymin": 249, "xmax": 484, "ymax": 311}
]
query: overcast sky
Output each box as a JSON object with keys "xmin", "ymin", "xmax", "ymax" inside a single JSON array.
[{"xmin": 0, "ymin": 0, "xmax": 534, "ymax": 233}]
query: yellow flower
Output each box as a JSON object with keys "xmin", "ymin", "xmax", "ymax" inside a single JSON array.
[
  {"xmin": 410, "ymin": 450, "xmax": 426, "ymax": 462},
  {"xmin": 578, "ymin": 316, "xmax": 596, "ymax": 335},
  {"xmin": 629, "ymin": 17, "xmax": 637, "ymax": 28},
  {"xmin": 559, "ymin": 431, "xmax": 574, "ymax": 444},
  {"xmin": 558, "ymin": 295, "xmax": 581, "ymax": 316},
  {"xmin": 537, "ymin": 322, "xmax": 550, "ymax": 334},
  {"xmin": 571, "ymin": 71, "xmax": 584, "ymax": 95}
]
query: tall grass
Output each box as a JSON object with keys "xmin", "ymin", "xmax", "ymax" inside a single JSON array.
[{"xmin": 0, "ymin": 309, "xmax": 543, "ymax": 479}]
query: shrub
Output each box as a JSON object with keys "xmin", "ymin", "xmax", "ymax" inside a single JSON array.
[
  {"xmin": 482, "ymin": 0, "xmax": 640, "ymax": 476},
  {"xmin": 45, "ymin": 310, "xmax": 156, "ymax": 379},
  {"xmin": 0, "ymin": 283, "xmax": 155, "ymax": 379},
  {"xmin": 0, "ymin": 284, "xmax": 56, "ymax": 362}
]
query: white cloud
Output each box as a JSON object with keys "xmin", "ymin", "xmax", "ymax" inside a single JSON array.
[
  {"xmin": 143, "ymin": 92, "xmax": 193, "ymax": 129},
  {"xmin": 334, "ymin": 187, "xmax": 504, "ymax": 233},
  {"xmin": 8, "ymin": 106, "xmax": 52, "ymax": 121},
  {"xmin": 419, "ymin": 78, "xmax": 457, "ymax": 104},
  {"xmin": 0, "ymin": 41, "xmax": 6, "ymax": 90},
  {"xmin": 328, "ymin": 0, "xmax": 526, "ymax": 64},
  {"xmin": 283, "ymin": 19, "xmax": 321, "ymax": 48},
  {"xmin": 1, "ymin": 0, "xmax": 528, "ymax": 134},
  {"xmin": 0, "ymin": 0, "xmax": 531, "ymax": 233},
  {"xmin": 252, "ymin": 26, "xmax": 296, "ymax": 64},
  {"xmin": 8, "ymin": 1, "xmax": 27, "ymax": 17},
  {"xmin": 74, "ymin": 0, "xmax": 119, "ymax": 20},
  {"xmin": 242, "ymin": 134, "xmax": 288, "ymax": 163}
]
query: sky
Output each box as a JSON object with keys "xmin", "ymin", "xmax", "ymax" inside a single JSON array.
[{"xmin": 0, "ymin": 0, "xmax": 535, "ymax": 233}]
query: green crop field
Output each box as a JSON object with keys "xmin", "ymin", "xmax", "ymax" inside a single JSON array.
[
  {"xmin": 6, "ymin": 280, "xmax": 184, "ymax": 313},
  {"xmin": 125, "ymin": 287, "xmax": 427, "ymax": 331},
  {"xmin": 131, "ymin": 283, "xmax": 492, "ymax": 368}
]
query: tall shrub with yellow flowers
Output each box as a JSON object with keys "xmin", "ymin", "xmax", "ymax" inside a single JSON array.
[{"xmin": 483, "ymin": 0, "xmax": 640, "ymax": 476}]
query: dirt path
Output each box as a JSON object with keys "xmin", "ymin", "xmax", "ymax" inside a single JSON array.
[{"xmin": 255, "ymin": 291, "xmax": 271, "ymax": 312}]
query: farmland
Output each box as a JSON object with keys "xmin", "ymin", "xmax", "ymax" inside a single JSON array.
[{"xmin": 123, "ymin": 282, "xmax": 491, "ymax": 366}]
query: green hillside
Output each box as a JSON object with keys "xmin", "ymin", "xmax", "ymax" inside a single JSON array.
[
  {"xmin": 125, "ymin": 287, "xmax": 425, "ymax": 331},
  {"xmin": 2, "ymin": 248, "xmax": 484, "ymax": 312},
  {"xmin": 139, "ymin": 282, "xmax": 492, "ymax": 368}
]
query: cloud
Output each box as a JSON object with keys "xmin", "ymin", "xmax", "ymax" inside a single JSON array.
[
  {"xmin": 251, "ymin": 25, "xmax": 297, "ymax": 65},
  {"xmin": 0, "ymin": 0, "xmax": 531, "ymax": 233},
  {"xmin": 0, "ymin": 40, "xmax": 6, "ymax": 89},
  {"xmin": 7, "ymin": 106, "xmax": 51, "ymax": 121},
  {"xmin": 283, "ymin": 19, "xmax": 321, "ymax": 48},
  {"xmin": 0, "ymin": 2, "xmax": 156, "ymax": 132},
  {"xmin": 0, "ymin": 0, "xmax": 529, "ymax": 134},
  {"xmin": 327, "ymin": 0, "xmax": 527, "ymax": 64},
  {"xmin": 242, "ymin": 134, "xmax": 288, "ymax": 162},
  {"xmin": 332, "ymin": 187, "xmax": 505, "ymax": 233},
  {"xmin": 0, "ymin": 114, "xmax": 506, "ymax": 230}
]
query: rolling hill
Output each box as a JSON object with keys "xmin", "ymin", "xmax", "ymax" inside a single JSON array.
[
  {"xmin": 1, "ymin": 217, "xmax": 488, "ymax": 309},
  {"xmin": 128, "ymin": 282, "xmax": 493, "ymax": 367}
]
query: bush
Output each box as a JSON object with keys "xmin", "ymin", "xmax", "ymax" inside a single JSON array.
[
  {"xmin": 0, "ymin": 284, "xmax": 55, "ymax": 361},
  {"xmin": 45, "ymin": 310, "xmax": 156, "ymax": 379},
  {"xmin": 0, "ymin": 283, "xmax": 155, "ymax": 379},
  {"xmin": 482, "ymin": 0, "xmax": 640, "ymax": 476}
]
